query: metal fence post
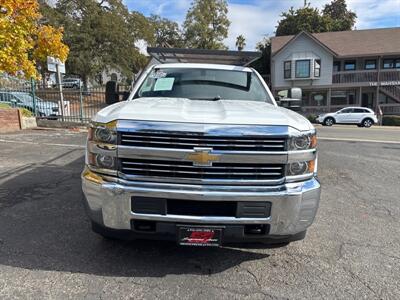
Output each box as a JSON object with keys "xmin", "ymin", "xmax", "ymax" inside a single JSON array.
[
  {"xmin": 56, "ymin": 64, "xmax": 65, "ymax": 122},
  {"xmin": 79, "ymin": 86, "xmax": 84, "ymax": 122},
  {"xmin": 30, "ymin": 78, "xmax": 37, "ymax": 116}
]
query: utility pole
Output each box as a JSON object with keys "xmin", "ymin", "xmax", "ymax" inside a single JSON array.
[{"xmin": 56, "ymin": 64, "xmax": 65, "ymax": 122}]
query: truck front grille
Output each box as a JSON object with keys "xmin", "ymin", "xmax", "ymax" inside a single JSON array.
[
  {"xmin": 119, "ymin": 158, "xmax": 284, "ymax": 180},
  {"xmin": 119, "ymin": 131, "xmax": 286, "ymax": 151}
]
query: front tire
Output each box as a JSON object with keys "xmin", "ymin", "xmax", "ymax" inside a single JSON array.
[
  {"xmin": 91, "ymin": 221, "xmax": 121, "ymax": 240},
  {"xmin": 323, "ymin": 117, "xmax": 334, "ymax": 126},
  {"xmin": 361, "ymin": 118, "xmax": 373, "ymax": 128}
]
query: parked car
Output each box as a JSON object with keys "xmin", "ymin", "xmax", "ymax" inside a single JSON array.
[
  {"xmin": 82, "ymin": 63, "xmax": 321, "ymax": 247},
  {"xmin": 317, "ymin": 107, "xmax": 378, "ymax": 127},
  {"xmin": 0, "ymin": 91, "xmax": 59, "ymax": 117},
  {"xmin": 62, "ymin": 78, "xmax": 82, "ymax": 89}
]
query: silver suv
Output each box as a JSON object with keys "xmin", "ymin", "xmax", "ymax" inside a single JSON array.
[
  {"xmin": 61, "ymin": 78, "xmax": 82, "ymax": 89},
  {"xmin": 317, "ymin": 107, "xmax": 378, "ymax": 127}
]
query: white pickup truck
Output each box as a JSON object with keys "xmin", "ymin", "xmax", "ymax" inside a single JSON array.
[{"xmin": 82, "ymin": 63, "xmax": 321, "ymax": 247}]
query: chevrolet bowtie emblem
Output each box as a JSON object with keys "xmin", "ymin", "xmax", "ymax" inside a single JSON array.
[{"xmin": 186, "ymin": 148, "xmax": 220, "ymax": 167}]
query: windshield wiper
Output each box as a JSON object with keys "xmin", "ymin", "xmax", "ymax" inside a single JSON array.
[{"xmin": 189, "ymin": 95, "xmax": 221, "ymax": 101}]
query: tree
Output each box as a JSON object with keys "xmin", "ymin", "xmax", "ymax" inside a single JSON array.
[
  {"xmin": 0, "ymin": 0, "xmax": 69, "ymax": 79},
  {"xmin": 276, "ymin": 6, "xmax": 331, "ymax": 36},
  {"xmin": 149, "ymin": 15, "xmax": 183, "ymax": 48},
  {"xmin": 251, "ymin": 37, "xmax": 271, "ymax": 76},
  {"xmin": 235, "ymin": 35, "xmax": 246, "ymax": 51},
  {"xmin": 322, "ymin": 0, "xmax": 356, "ymax": 31},
  {"xmin": 41, "ymin": 0, "xmax": 151, "ymax": 85},
  {"xmin": 276, "ymin": 0, "xmax": 357, "ymax": 36},
  {"xmin": 183, "ymin": 0, "xmax": 230, "ymax": 49}
]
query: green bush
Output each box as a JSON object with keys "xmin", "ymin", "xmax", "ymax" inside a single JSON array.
[
  {"xmin": 20, "ymin": 108, "xmax": 33, "ymax": 117},
  {"xmin": 382, "ymin": 115, "xmax": 400, "ymax": 126},
  {"xmin": 307, "ymin": 114, "xmax": 318, "ymax": 124}
]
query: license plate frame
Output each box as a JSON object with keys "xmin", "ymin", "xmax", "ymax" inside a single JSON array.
[{"xmin": 177, "ymin": 225, "xmax": 223, "ymax": 247}]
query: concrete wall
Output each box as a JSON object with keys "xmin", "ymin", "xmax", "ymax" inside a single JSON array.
[
  {"xmin": 272, "ymin": 34, "xmax": 333, "ymax": 89},
  {"xmin": 0, "ymin": 108, "xmax": 21, "ymax": 133}
]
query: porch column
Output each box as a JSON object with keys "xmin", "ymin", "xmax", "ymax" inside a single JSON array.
[
  {"xmin": 327, "ymin": 88, "xmax": 331, "ymax": 112},
  {"xmin": 358, "ymin": 86, "xmax": 362, "ymax": 106},
  {"xmin": 376, "ymin": 56, "xmax": 381, "ymax": 110}
]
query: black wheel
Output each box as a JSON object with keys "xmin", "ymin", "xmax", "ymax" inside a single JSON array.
[
  {"xmin": 361, "ymin": 118, "xmax": 373, "ymax": 128},
  {"xmin": 91, "ymin": 221, "xmax": 133, "ymax": 240},
  {"xmin": 91, "ymin": 221, "xmax": 119, "ymax": 240},
  {"xmin": 323, "ymin": 117, "xmax": 334, "ymax": 126},
  {"xmin": 261, "ymin": 242, "xmax": 290, "ymax": 248}
]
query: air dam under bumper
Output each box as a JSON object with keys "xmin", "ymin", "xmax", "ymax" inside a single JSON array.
[{"xmin": 82, "ymin": 176, "xmax": 321, "ymax": 242}]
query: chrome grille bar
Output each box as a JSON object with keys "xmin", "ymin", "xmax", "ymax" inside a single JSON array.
[
  {"xmin": 121, "ymin": 161, "xmax": 282, "ymax": 170},
  {"xmin": 119, "ymin": 132, "xmax": 286, "ymax": 151},
  {"xmin": 119, "ymin": 158, "xmax": 285, "ymax": 181}
]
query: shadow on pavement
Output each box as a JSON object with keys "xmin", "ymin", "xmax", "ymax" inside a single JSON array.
[{"xmin": 0, "ymin": 154, "xmax": 269, "ymax": 277}]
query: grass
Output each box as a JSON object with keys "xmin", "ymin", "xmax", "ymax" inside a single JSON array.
[
  {"xmin": 0, "ymin": 103, "xmax": 11, "ymax": 109},
  {"xmin": 0, "ymin": 103, "xmax": 33, "ymax": 117}
]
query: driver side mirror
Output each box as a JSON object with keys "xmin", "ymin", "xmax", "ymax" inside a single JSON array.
[
  {"xmin": 105, "ymin": 81, "xmax": 119, "ymax": 105},
  {"xmin": 276, "ymin": 87, "xmax": 302, "ymax": 111}
]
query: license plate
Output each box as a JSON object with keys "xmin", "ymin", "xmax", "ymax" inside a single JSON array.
[{"xmin": 178, "ymin": 226, "xmax": 223, "ymax": 247}]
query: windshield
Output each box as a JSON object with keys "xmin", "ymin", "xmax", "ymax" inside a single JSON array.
[
  {"xmin": 13, "ymin": 93, "xmax": 44, "ymax": 103},
  {"xmin": 134, "ymin": 68, "xmax": 272, "ymax": 103}
]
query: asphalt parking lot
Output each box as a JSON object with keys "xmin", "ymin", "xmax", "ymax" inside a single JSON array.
[{"xmin": 0, "ymin": 126, "xmax": 399, "ymax": 299}]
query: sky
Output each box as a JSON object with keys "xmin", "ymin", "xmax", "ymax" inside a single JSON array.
[{"xmin": 124, "ymin": 0, "xmax": 400, "ymax": 50}]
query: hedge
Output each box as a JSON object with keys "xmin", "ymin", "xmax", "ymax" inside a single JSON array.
[{"xmin": 382, "ymin": 115, "xmax": 400, "ymax": 126}]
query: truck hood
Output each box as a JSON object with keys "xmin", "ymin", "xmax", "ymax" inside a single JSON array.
[{"xmin": 94, "ymin": 98, "xmax": 313, "ymax": 131}]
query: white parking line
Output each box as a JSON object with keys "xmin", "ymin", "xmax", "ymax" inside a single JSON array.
[
  {"xmin": 318, "ymin": 137, "xmax": 400, "ymax": 144},
  {"xmin": 0, "ymin": 138, "xmax": 85, "ymax": 149}
]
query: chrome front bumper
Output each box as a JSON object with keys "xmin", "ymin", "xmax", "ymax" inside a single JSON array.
[{"xmin": 82, "ymin": 175, "xmax": 321, "ymax": 236}]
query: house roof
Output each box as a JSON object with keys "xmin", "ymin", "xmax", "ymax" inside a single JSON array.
[{"xmin": 271, "ymin": 27, "xmax": 400, "ymax": 58}]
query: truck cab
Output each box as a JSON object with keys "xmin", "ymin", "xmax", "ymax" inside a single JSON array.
[{"xmin": 82, "ymin": 63, "xmax": 321, "ymax": 247}]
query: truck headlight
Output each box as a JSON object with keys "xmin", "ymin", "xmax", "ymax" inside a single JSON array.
[
  {"xmin": 87, "ymin": 121, "xmax": 117, "ymax": 171},
  {"xmin": 89, "ymin": 121, "xmax": 117, "ymax": 144},
  {"xmin": 96, "ymin": 154, "xmax": 115, "ymax": 169},
  {"xmin": 286, "ymin": 160, "xmax": 315, "ymax": 176},
  {"xmin": 88, "ymin": 153, "xmax": 116, "ymax": 170},
  {"xmin": 288, "ymin": 134, "xmax": 317, "ymax": 150},
  {"xmin": 94, "ymin": 128, "xmax": 116, "ymax": 143}
]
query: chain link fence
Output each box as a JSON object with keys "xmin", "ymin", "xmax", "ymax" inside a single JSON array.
[{"xmin": 0, "ymin": 74, "xmax": 130, "ymax": 123}]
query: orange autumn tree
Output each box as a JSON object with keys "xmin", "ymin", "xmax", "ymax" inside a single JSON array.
[{"xmin": 0, "ymin": 0, "xmax": 69, "ymax": 79}]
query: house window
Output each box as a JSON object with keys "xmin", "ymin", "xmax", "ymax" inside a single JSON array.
[
  {"xmin": 364, "ymin": 60, "xmax": 376, "ymax": 70},
  {"xmin": 331, "ymin": 90, "xmax": 356, "ymax": 105},
  {"xmin": 383, "ymin": 59, "xmax": 394, "ymax": 69},
  {"xmin": 344, "ymin": 61, "xmax": 356, "ymax": 71},
  {"xmin": 333, "ymin": 61, "xmax": 341, "ymax": 72},
  {"xmin": 295, "ymin": 60, "xmax": 310, "ymax": 78},
  {"xmin": 284, "ymin": 61, "xmax": 291, "ymax": 79},
  {"xmin": 314, "ymin": 59, "xmax": 321, "ymax": 77},
  {"xmin": 395, "ymin": 59, "xmax": 400, "ymax": 68},
  {"xmin": 301, "ymin": 91, "xmax": 327, "ymax": 106}
]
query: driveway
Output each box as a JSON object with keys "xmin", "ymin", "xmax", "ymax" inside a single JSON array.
[{"xmin": 0, "ymin": 127, "xmax": 399, "ymax": 299}]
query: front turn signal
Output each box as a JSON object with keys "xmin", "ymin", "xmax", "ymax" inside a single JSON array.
[{"xmin": 83, "ymin": 168, "xmax": 104, "ymax": 184}]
